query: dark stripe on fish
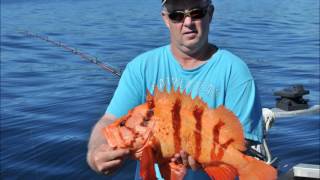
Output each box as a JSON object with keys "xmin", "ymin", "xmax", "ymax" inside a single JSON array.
[
  {"xmin": 214, "ymin": 121, "xmax": 225, "ymax": 143},
  {"xmin": 211, "ymin": 121, "xmax": 225, "ymax": 160},
  {"xmin": 146, "ymin": 109, "xmax": 154, "ymax": 119},
  {"xmin": 216, "ymin": 138, "xmax": 234, "ymax": 160},
  {"xmin": 172, "ymin": 98, "xmax": 182, "ymax": 153},
  {"xmin": 142, "ymin": 109, "xmax": 154, "ymax": 126},
  {"xmin": 193, "ymin": 106, "xmax": 204, "ymax": 161}
]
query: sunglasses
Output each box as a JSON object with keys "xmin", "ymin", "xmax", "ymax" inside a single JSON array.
[{"xmin": 166, "ymin": 5, "xmax": 210, "ymax": 23}]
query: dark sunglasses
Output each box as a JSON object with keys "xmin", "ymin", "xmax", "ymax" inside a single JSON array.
[{"xmin": 166, "ymin": 5, "xmax": 210, "ymax": 23}]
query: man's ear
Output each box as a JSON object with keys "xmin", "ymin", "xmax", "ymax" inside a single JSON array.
[
  {"xmin": 161, "ymin": 12, "xmax": 170, "ymax": 29},
  {"xmin": 208, "ymin": 4, "xmax": 214, "ymax": 22}
]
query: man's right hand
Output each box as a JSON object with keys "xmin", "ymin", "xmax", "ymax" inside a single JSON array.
[
  {"xmin": 88, "ymin": 143, "xmax": 130, "ymax": 175},
  {"xmin": 87, "ymin": 114, "xmax": 130, "ymax": 175}
]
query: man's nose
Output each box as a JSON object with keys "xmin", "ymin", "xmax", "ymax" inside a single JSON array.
[{"xmin": 183, "ymin": 16, "xmax": 193, "ymax": 26}]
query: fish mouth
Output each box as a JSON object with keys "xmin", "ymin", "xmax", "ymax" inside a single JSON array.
[
  {"xmin": 103, "ymin": 120, "xmax": 157, "ymax": 156},
  {"xmin": 104, "ymin": 126, "xmax": 137, "ymax": 149}
]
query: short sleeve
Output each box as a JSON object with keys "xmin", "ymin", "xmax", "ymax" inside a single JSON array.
[
  {"xmin": 105, "ymin": 61, "xmax": 143, "ymax": 118},
  {"xmin": 223, "ymin": 57, "xmax": 263, "ymax": 143}
]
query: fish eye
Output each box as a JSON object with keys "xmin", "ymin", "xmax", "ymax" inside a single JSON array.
[
  {"xmin": 143, "ymin": 117, "xmax": 150, "ymax": 122},
  {"xmin": 140, "ymin": 117, "xmax": 149, "ymax": 126},
  {"xmin": 120, "ymin": 120, "xmax": 126, "ymax": 126},
  {"xmin": 119, "ymin": 114, "xmax": 132, "ymax": 127}
]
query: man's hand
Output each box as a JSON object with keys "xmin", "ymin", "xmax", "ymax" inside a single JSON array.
[
  {"xmin": 169, "ymin": 162, "xmax": 187, "ymax": 180},
  {"xmin": 88, "ymin": 143, "xmax": 130, "ymax": 175},
  {"xmin": 87, "ymin": 114, "xmax": 130, "ymax": 175},
  {"xmin": 171, "ymin": 150, "xmax": 202, "ymax": 171}
]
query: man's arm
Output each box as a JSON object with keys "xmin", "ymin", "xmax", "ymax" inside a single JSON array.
[{"xmin": 87, "ymin": 114, "xmax": 130, "ymax": 175}]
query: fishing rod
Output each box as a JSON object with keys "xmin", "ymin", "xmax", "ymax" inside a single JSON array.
[{"xmin": 19, "ymin": 30, "xmax": 122, "ymax": 77}]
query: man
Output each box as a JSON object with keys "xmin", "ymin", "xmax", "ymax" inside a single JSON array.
[{"xmin": 87, "ymin": 0, "xmax": 263, "ymax": 179}]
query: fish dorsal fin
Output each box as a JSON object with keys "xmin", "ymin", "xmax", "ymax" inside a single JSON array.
[
  {"xmin": 153, "ymin": 86, "xmax": 169, "ymax": 105},
  {"xmin": 146, "ymin": 89, "xmax": 155, "ymax": 109},
  {"xmin": 191, "ymin": 95, "xmax": 208, "ymax": 111},
  {"xmin": 153, "ymin": 87, "xmax": 208, "ymax": 111},
  {"xmin": 168, "ymin": 86, "xmax": 179, "ymax": 104},
  {"xmin": 153, "ymin": 86, "xmax": 161, "ymax": 96},
  {"xmin": 153, "ymin": 86, "xmax": 181, "ymax": 107}
]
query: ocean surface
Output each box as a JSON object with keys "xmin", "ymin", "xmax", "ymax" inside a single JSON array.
[{"xmin": 1, "ymin": 0, "xmax": 319, "ymax": 179}]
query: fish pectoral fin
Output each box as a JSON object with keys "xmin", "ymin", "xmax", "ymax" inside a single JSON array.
[
  {"xmin": 204, "ymin": 164, "xmax": 237, "ymax": 180},
  {"xmin": 238, "ymin": 156, "xmax": 277, "ymax": 180},
  {"xmin": 158, "ymin": 162, "xmax": 171, "ymax": 179},
  {"xmin": 140, "ymin": 146, "xmax": 156, "ymax": 180}
]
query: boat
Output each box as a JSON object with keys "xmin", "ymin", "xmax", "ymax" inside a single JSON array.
[{"xmin": 259, "ymin": 85, "xmax": 320, "ymax": 179}]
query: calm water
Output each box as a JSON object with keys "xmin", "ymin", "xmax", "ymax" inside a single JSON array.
[{"xmin": 1, "ymin": 0, "xmax": 319, "ymax": 179}]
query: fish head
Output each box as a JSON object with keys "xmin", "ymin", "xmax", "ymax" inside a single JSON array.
[{"xmin": 103, "ymin": 103, "xmax": 157, "ymax": 158}]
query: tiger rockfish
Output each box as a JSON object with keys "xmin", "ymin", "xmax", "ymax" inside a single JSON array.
[{"xmin": 103, "ymin": 87, "xmax": 277, "ymax": 180}]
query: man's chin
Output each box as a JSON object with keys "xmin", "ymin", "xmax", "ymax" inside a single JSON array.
[
  {"xmin": 181, "ymin": 36, "xmax": 202, "ymax": 47},
  {"xmin": 181, "ymin": 41, "xmax": 201, "ymax": 51}
]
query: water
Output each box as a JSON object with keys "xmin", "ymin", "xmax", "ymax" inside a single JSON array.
[{"xmin": 1, "ymin": 0, "xmax": 319, "ymax": 179}]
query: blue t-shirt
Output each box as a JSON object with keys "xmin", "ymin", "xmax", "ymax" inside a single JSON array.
[{"xmin": 106, "ymin": 45, "xmax": 263, "ymax": 179}]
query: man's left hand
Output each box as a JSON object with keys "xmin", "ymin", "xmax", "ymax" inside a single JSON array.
[{"xmin": 171, "ymin": 150, "xmax": 202, "ymax": 171}]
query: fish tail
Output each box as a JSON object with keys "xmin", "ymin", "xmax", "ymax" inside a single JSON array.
[
  {"xmin": 204, "ymin": 164, "xmax": 237, "ymax": 180},
  {"xmin": 238, "ymin": 156, "xmax": 277, "ymax": 180}
]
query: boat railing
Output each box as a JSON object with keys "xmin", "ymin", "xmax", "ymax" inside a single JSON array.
[{"xmin": 261, "ymin": 105, "xmax": 320, "ymax": 179}]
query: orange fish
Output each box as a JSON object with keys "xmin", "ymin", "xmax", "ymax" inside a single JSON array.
[{"xmin": 103, "ymin": 87, "xmax": 277, "ymax": 180}]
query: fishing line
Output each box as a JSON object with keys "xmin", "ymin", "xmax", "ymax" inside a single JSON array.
[{"xmin": 18, "ymin": 30, "xmax": 122, "ymax": 77}]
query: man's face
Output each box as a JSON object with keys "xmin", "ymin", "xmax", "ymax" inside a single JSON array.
[{"xmin": 162, "ymin": 0, "xmax": 213, "ymax": 52}]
